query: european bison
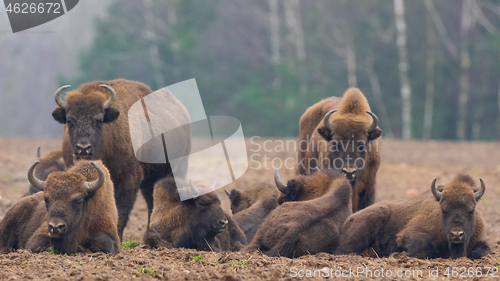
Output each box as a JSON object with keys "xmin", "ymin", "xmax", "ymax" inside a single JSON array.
[
  {"xmin": 336, "ymin": 174, "xmax": 491, "ymax": 259},
  {"xmin": 51, "ymin": 79, "xmax": 191, "ymax": 239},
  {"xmin": 0, "ymin": 160, "xmax": 119, "ymax": 254},
  {"xmin": 297, "ymin": 88, "xmax": 382, "ymax": 212},
  {"xmin": 144, "ymin": 178, "xmax": 247, "ymax": 252},
  {"xmin": 225, "ymin": 183, "xmax": 279, "ymax": 241},
  {"xmin": 274, "ymin": 165, "xmax": 343, "ymax": 204},
  {"xmin": 243, "ymin": 172, "xmax": 352, "ymax": 258},
  {"xmin": 25, "ymin": 147, "xmax": 66, "ymax": 196}
]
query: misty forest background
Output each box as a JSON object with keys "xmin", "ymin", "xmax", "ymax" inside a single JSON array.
[{"xmin": 2, "ymin": 0, "xmax": 500, "ymax": 140}]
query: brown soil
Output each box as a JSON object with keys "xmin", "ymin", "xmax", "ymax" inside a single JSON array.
[{"xmin": 0, "ymin": 138, "xmax": 499, "ymax": 280}]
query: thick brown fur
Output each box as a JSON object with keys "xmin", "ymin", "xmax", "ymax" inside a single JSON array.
[
  {"xmin": 144, "ymin": 178, "xmax": 247, "ymax": 252},
  {"xmin": 337, "ymin": 174, "xmax": 491, "ymax": 259},
  {"xmin": 25, "ymin": 149, "xmax": 66, "ymax": 196},
  {"xmin": 227, "ymin": 183, "xmax": 279, "ymax": 242},
  {"xmin": 52, "ymin": 79, "xmax": 191, "ymax": 239},
  {"xmin": 277, "ymin": 168, "xmax": 345, "ymax": 204},
  {"xmin": 243, "ymin": 175, "xmax": 352, "ymax": 258},
  {"xmin": 0, "ymin": 160, "xmax": 119, "ymax": 254},
  {"xmin": 297, "ymin": 88, "xmax": 382, "ymax": 212}
]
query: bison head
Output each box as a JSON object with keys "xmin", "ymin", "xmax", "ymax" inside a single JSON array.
[
  {"xmin": 180, "ymin": 181, "xmax": 228, "ymax": 246},
  {"xmin": 316, "ymin": 110, "xmax": 381, "ymax": 181},
  {"xmin": 431, "ymin": 176, "xmax": 485, "ymax": 259},
  {"xmin": 28, "ymin": 161, "xmax": 105, "ymax": 254},
  {"xmin": 52, "ymin": 85, "xmax": 120, "ymax": 160}
]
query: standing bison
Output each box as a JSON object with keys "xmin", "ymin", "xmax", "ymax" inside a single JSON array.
[
  {"xmin": 51, "ymin": 79, "xmax": 191, "ymax": 239},
  {"xmin": 297, "ymin": 88, "xmax": 382, "ymax": 212},
  {"xmin": 336, "ymin": 174, "xmax": 491, "ymax": 259},
  {"xmin": 144, "ymin": 178, "xmax": 247, "ymax": 252},
  {"xmin": 0, "ymin": 160, "xmax": 119, "ymax": 254},
  {"xmin": 25, "ymin": 147, "xmax": 66, "ymax": 196},
  {"xmin": 243, "ymin": 172, "xmax": 352, "ymax": 258}
]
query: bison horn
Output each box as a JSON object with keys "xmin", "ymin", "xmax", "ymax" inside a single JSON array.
[
  {"xmin": 274, "ymin": 165, "xmax": 287, "ymax": 194},
  {"xmin": 188, "ymin": 179, "xmax": 200, "ymax": 196},
  {"xmin": 36, "ymin": 146, "xmax": 41, "ymax": 158},
  {"xmin": 225, "ymin": 188, "xmax": 231, "ymax": 197},
  {"xmin": 83, "ymin": 162, "xmax": 105, "ymax": 193},
  {"xmin": 475, "ymin": 178, "xmax": 486, "ymax": 201},
  {"xmin": 430, "ymin": 178, "xmax": 442, "ymax": 201},
  {"xmin": 55, "ymin": 85, "xmax": 71, "ymax": 109},
  {"xmin": 99, "ymin": 84, "xmax": 117, "ymax": 109},
  {"xmin": 323, "ymin": 110, "xmax": 336, "ymax": 132},
  {"xmin": 28, "ymin": 161, "xmax": 46, "ymax": 191},
  {"xmin": 366, "ymin": 111, "xmax": 379, "ymax": 132}
]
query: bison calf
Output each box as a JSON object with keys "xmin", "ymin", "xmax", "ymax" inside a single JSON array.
[
  {"xmin": 0, "ymin": 160, "xmax": 119, "ymax": 254},
  {"xmin": 225, "ymin": 183, "xmax": 279, "ymax": 242},
  {"xmin": 243, "ymin": 172, "xmax": 352, "ymax": 258},
  {"xmin": 144, "ymin": 178, "xmax": 246, "ymax": 252},
  {"xmin": 337, "ymin": 174, "xmax": 491, "ymax": 259},
  {"xmin": 25, "ymin": 147, "xmax": 66, "ymax": 196}
]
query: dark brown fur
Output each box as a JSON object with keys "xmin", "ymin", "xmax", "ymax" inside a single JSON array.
[
  {"xmin": 144, "ymin": 178, "xmax": 246, "ymax": 252},
  {"xmin": 0, "ymin": 160, "xmax": 119, "ymax": 254},
  {"xmin": 337, "ymin": 174, "xmax": 491, "ymax": 259},
  {"xmin": 297, "ymin": 88, "xmax": 382, "ymax": 212},
  {"xmin": 25, "ymin": 149, "xmax": 66, "ymax": 196},
  {"xmin": 227, "ymin": 183, "xmax": 279, "ymax": 242},
  {"xmin": 276, "ymin": 168, "xmax": 345, "ymax": 204},
  {"xmin": 243, "ymin": 175, "xmax": 352, "ymax": 258},
  {"xmin": 52, "ymin": 79, "xmax": 191, "ymax": 239}
]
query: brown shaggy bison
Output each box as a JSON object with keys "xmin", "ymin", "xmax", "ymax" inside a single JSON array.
[
  {"xmin": 274, "ymin": 166, "xmax": 344, "ymax": 204},
  {"xmin": 51, "ymin": 79, "xmax": 191, "ymax": 239},
  {"xmin": 25, "ymin": 147, "xmax": 66, "ymax": 196},
  {"xmin": 0, "ymin": 160, "xmax": 119, "ymax": 254},
  {"xmin": 336, "ymin": 174, "xmax": 491, "ymax": 259},
  {"xmin": 225, "ymin": 183, "xmax": 279, "ymax": 241},
  {"xmin": 144, "ymin": 178, "xmax": 247, "ymax": 252},
  {"xmin": 297, "ymin": 88, "xmax": 382, "ymax": 212},
  {"xmin": 243, "ymin": 172, "xmax": 352, "ymax": 258}
]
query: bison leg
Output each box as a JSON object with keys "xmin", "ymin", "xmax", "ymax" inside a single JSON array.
[
  {"xmin": 113, "ymin": 171, "xmax": 142, "ymax": 241},
  {"xmin": 85, "ymin": 232, "xmax": 120, "ymax": 254},
  {"xmin": 26, "ymin": 233, "xmax": 51, "ymax": 253},
  {"xmin": 356, "ymin": 184, "xmax": 375, "ymax": 211},
  {"xmin": 398, "ymin": 231, "xmax": 439, "ymax": 259},
  {"xmin": 336, "ymin": 205, "xmax": 390, "ymax": 255},
  {"xmin": 139, "ymin": 177, "xmax": 156, "ymax": 229},
  {"xmin": 468, "ymin": 241, "xmax": 491, "ymax": 260}
]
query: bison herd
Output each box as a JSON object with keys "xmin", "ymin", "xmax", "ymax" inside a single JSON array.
[{"xmin": 0, "ymin": 80, "xmax": 492, "ymax": 262}]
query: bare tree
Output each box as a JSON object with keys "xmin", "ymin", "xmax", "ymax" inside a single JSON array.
[
  {"xmin": 456, "ymin": 0, "xmax": 474, "ymax": 140},
  {"xmin": 269, "ymin": 0, "xmax": 280, "ymax": 65},
  {"xmin": 366, "ymin": 57, "xmax": 394, "ymax": 138},
  {"xmin": 144, "ymin": 0, "xmax": 164, "ymax": 87},
  {"xmin": 423, "ymin": 10, "xmax": 436, "ymax": 140},
  {"xmin": 393, "ymin": 0, "xmax": 412, "ymax": 140}
]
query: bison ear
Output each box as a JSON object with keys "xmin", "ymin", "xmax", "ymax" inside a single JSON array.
[
  {"xmin": 103, "ymin": 108, "xmax": 120, "ymax": 123},
  {"xmin": 52, "ymin": 107, "xmax": 66, "ymax": 124},
  {"xmin": 368, "ymin": 128, "xmax": 382, "ymax": 142},
  {"xmin": 317, "ymin": 127, "xmax": 332, "ymax": 141},
  {"xmin": 229, "ymin": 190, "xmax": 241, "ymax": 206}
]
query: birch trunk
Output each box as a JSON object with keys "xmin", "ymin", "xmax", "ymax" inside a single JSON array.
[
  {"xmin": 456, "ymin": 0, "xmax": 474, "ymax": 140},
  {"xmin": 144, "ymin": 0, "xmax": 164, "ymax": 87},
  {"xmin": 269, "ymin": 0, "xmax": 280, "ymax": 65},
  {"xmin": 393, "ymin": 0, "xmax": 412, "ymax": 140},
  {"xmin": 423, "ymin": 13, "xmax": 436, "ymax": 140},
  {"xmin": 366, "ymin": 57, "xmax": 394, "ymax": 138}
]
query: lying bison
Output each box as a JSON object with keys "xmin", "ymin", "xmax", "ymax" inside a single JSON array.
[
  {"xmin": 51, "ymin": 79, "xmax": 191, "ymax": 239},
  {"xmin": 274, "ymin": 165, "xmax": 344, "ymax": 204},
  {"xmin": 225, "ymin": 183, "xmax": 279, "ymax": 241},
  {"xmin": 0, "ymin": 160, "xmax": 119, "ymax": 254},
  {"xmin": 297, "ymin": 88, "xmax": 382, "ymax": 212},
  {"xmin": 243, "ymin": 172, "xmax": 352, "ymax": 258},
  {"xmin": 337, "ymin": 174, "xmax": 491, "ymax": 259},
  {"xmin": 25, "ymin": 147, "xmax": 66, "ymax": 196},
  {"xmin": 144, "ymin": 178, "xmax": 246, "ymax": 252}
]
